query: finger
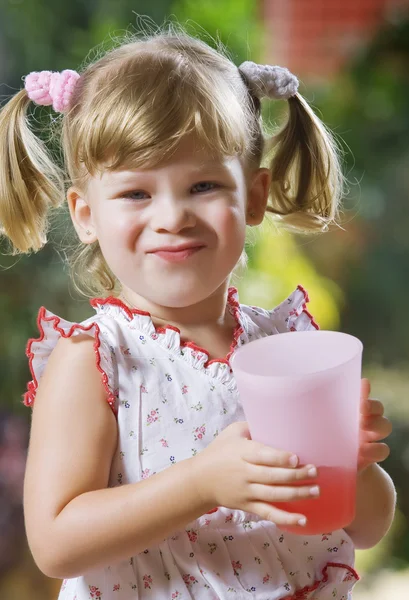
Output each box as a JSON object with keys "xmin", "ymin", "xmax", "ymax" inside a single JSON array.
[
  {"xmin": 250, "ymin": 463, "xmax": 318, "ymax": 485},
  {"xmin": 360, "ymin": 386, "xmax": 373, "ymax": 416},
  {"xmin": 360, "ymin": 416, "xmax": 392, "ymax": 441},
  {"xmin": 250, "ymin": 483, "xmax": 320, "ymax": 503},
  {"xmin": 242, "ymin": 442, "xmax": 299, "ymax": 468},
  {"xmin": 361, "ymin": 398, "xmax": 384, "ymax": 417},
  {"xmin": 359, "ymin": 442, "xmax": 390, "ymax": 464},
  {"xmin": 245, "ymin": 501, "xmax": 308, "ymax": 527},
  {"xmin": 367, "ymin": 399, "xmax": 384, "ymax": 417},
  {"xmin": 361, "ymin": 378, "xmax": 371, "ymax": 401},
  {"xmin": 360, "ymin": 379, "xmax": 372, "ymax": 415}
]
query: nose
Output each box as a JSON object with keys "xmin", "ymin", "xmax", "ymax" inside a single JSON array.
[{"xmin": 150, "ymin": 195, "xmax": 196, "ymax": 233}]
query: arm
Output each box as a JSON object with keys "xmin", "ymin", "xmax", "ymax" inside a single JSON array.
[
  {"xmin": 344, "ymin": 463, "xmax": 396, "ymax": 549},
  {"xmin": 24, "ymin": 335, "xmax": 214, "ymax": 579}
]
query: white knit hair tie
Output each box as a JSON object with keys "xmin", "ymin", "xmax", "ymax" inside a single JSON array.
[{"xmin": 239, "ymin": 61, "xmax": 299, "ymax": 100}]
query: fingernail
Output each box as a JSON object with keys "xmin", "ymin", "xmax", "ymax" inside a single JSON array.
[
  {"xmin": 289, "ymin": 455, "xmax": 298, "ymax": 467},
  {"xmin": 310, "ymin": 486, "xmax": 320, "ymax": 496},
  {"xmin": 298, "ymin": 517, "xmax": 307, "ymax": 526},
  {"xmin": 307, "ymin": 466, "xmax": 317, "ymax": 478}
]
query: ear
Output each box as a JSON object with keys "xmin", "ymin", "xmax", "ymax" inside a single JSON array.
[
  {"xmin": 246, "ymin": 168, "xmax": 271, "ymax": 226},
  {"xmin": 67, "ymin": 187, "xmax": 97, "ymax": 244}
]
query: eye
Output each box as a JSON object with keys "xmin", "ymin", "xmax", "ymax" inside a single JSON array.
[
  {"xmin": 191, "ymin": 181, "xmax": 219, "ymax": 194},
  {"xmin": 122, "ymin": 190, "xmax": 150, "ymax": 201}
]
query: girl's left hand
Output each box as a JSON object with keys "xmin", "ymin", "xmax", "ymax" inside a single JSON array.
[{"xmin": 358, "ymin": 378, "xmax": 392, "ymax": 472}]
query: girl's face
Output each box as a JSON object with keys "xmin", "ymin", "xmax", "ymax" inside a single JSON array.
[{"xmin": 69, "ymin": 135, "xmax": 270, "ymax": 309}]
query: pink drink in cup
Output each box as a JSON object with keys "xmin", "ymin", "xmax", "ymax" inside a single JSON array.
[{"xmin": 230, "ymin": 330, "xmax": 362, "ymax": 535}]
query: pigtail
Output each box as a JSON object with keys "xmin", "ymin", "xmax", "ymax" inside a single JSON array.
[
  {"xmin": 266, "ymin": 93, "xmax": 343, "ymax": 232},
  {"xmin": 0, "ymin": 89, "xmax": 64, "ymax": 253}
]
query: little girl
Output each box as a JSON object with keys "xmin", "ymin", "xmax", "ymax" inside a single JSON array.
[{"xmin": 0, "ymin": 27, "xmax": 394, "ymax": 600}]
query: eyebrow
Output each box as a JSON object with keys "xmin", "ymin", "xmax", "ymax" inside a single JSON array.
[{"xmin": 188, "ymin": 163, "xmax": 231, "ymax": 174}]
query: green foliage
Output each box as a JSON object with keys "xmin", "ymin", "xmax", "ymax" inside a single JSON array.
[
  {"xmin": 238, "ymin": 224, "xmax": 342, "ymax": 330},
  {"xmin": 311, "ymin": 18, "xmax": 409, "ymax": 365},
  {"xmin": 172, "ymin": 0, "xmax": 264, "ymax": 64},
  {"xmin": 0, "ymin": 0, "xmax": 174, "ymax": 90}
]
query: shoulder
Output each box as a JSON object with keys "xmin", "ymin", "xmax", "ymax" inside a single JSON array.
[
  {"xmin": 26, "ymin": 329, "xmax": 117, "ymax": 461},
  {"xmin": 36, "ymin": 332, "xmax": 109, "ymax": 408},
  {"xmin": 24, "ymin": 306, "xmax": 120, "ymax": 415},
  {"xmin": 49, "ymin": 331, "xmax": 101, "ymax": 365},
  {"xmin": 239, "ymin": 285, "xmax": 319, "ymax": 336}
]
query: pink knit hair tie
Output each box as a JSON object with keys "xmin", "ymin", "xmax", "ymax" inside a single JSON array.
[{"xmin": 24, "ymin": 69, "xmax": 80, "ymax": 113}]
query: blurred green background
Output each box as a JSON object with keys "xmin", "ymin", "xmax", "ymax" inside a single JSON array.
[{"xmin": 1, "ymin": 0, "xmax": 409, "ymax": 598}]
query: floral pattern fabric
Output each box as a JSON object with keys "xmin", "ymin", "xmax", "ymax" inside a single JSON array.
[{"xmin": 25, "ymin": 286, "xmax": 359, "ymax": 600}]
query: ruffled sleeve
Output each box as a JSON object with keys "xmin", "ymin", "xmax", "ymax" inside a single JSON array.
[
  {"xmin": 24, "ymin": 307, "xmax": 118, "ymax": 415},
  {"xmin": 240, "ymin": 285, "xmax": 319, "ymax": 337}
]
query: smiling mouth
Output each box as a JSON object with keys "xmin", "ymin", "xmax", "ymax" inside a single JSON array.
[{"xmin": 150, "ymin": 246, "xmax": 205, "ymax": 263}]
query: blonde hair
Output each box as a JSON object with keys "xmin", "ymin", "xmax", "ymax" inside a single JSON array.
[{"xmin": 0, "ymin": 26, "xmax": 343, "ymax": 296}]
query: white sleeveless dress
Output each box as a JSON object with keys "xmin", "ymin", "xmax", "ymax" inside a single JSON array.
[{"xmin": 24, "ymin": 286, "xmax": 359, "ymax": 600}]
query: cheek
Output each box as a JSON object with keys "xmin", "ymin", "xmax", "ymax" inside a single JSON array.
[
  {"xmin": 96, "ymin": 207, "xmax": 142, "ymax": 241},
  {"xmin": 216, "ymin": 205, "xmax": 247, "ymax": 247}
]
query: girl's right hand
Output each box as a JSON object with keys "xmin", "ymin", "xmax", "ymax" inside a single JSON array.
[{"xmin": 192, "ymin": 421, "xmax": 319, "ymax": 528}]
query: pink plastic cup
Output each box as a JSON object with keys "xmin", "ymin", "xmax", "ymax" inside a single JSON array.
[{"xmin": 230, "ymin": 330, "xmax": 363, "ymax": 535}]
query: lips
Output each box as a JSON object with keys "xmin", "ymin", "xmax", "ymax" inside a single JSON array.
[
  {"xmin": 148, "ymin": 243, "xmax": 205, "ymax": 263},
  {"xmin": 148, "ymin": 243, "xmax": 205, "ymax": 253}
]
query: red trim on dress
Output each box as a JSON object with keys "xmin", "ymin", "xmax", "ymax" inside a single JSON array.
[
  {"xmin": 157, "ymin": 325, "xmax": 181, "ymax": 335},
  {"xmin": 296, "ymin": 284, "xmax": 310, "ymax": 303},
  {"xmin": 202, "ymin": 287, "xmax": 244, "ymax": 368},
  {"xmin": 289, "ymin": 285, "xmax": 319, "ymax": 331},
  {"xmin": 24, "ymin": 307, "xmax": 117, "ymax": 416},
  {"xmin": 90, "ymin": 296, "xmax": 151, "ymax": 319},
  {"xmin": 91, "ymin": 287, "xmax": 244, "ymax": 370},
  {"xmin": 89, "ymin": 285, "xmax": 317, "ymax": 372},
  {"xmin": 282, "ymin": 562, "xmax": 359, "ymax": 600}
]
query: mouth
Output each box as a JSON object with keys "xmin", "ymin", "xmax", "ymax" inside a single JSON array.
[
  {"xmin": 152, "ymin": 246, "xmax": 204, "ymax": 262},
  {"xmin": 148, "ymin": 244, "xmax": 205, "ymax": 263}
]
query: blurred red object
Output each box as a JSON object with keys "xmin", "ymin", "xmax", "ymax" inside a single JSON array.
[{"xmin": 263, "ymin": 0, "xmax": 409, "ymax": 77}]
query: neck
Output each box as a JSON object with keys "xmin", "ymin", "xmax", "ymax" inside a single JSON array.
[{"xmin": 119, "ymin": 282, "xmax": 233, "ymax": 330}]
